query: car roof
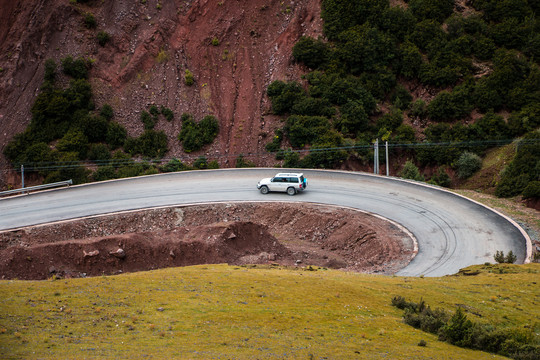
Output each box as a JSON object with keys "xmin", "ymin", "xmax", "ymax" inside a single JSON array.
[{"xmin": 275, "ymin": 173, "xmax": 303, "ymax": 177}]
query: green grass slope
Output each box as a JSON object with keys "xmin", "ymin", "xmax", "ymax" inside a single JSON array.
[{"xmin": 1, "ymin": 263, "xmax": 538, "ymax": 359}]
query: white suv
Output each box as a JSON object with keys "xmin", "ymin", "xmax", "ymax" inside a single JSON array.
[{"xmin": 257, "ymin": 173, "xmax": 307, "ymax": 195}]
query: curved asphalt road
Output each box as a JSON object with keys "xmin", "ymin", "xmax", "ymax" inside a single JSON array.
[{"xmin": 0, "ymin": 169, "xmax": 530, "ymax": 277}]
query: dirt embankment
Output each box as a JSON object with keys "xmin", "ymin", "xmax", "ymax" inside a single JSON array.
[{"xmin": 0, "ymin": 203, "xmax": 416, "ymax": 280}]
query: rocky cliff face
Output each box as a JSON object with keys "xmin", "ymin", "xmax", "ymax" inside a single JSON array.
[{"xmin": 0, "ymin": 0, "xmax": 322, "ymax": 184}]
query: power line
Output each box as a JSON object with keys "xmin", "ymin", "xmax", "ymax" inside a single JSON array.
[{"xmin": 1, "ymin": 138, "xmax": 538, "ymax": 173}]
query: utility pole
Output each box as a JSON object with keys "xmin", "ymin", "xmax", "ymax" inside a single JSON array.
[
  {"xmin": 21, "ymin": 164, "xmax": 24, "ymax": 190},
  {"xmin": 374, "ymin": 139, "xmax": 379, "ymax": 175},
  {"xmin": 386, "ymin": 141, "xmax": 389, "ymax": 176}
]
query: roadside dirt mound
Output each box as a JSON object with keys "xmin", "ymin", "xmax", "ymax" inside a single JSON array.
[{"xmin": 0, "ymin": 203, "xmax": 416, "ymax": 280}]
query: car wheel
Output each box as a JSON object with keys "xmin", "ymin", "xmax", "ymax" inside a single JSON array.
[
  {"xmin": 260, "ymin": 186, "xmax": 269, "ymax": 194},
  {"xmin": 287, "ymin": 187, "xmax": 296, "ymax": 196}
]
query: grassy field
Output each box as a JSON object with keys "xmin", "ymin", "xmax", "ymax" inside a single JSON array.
[{"xmin": 1, "ymin": 263, "xmax": 538, "ymax": 359}]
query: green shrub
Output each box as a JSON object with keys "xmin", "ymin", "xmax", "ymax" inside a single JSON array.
[
  {"xmin": 336, "ymin": 24, "xmax": 396, "ymax": 74},
  {"xmin": 83, "ymin": 12, "xmax": 97, "ymax": 29},
  {"xmin": 393, "ymin": 124, "xmax": 416, "ymax": 143},
  {"xmin": 81, "ymin": 115, "xmax": 108, "ymax": 142},
  {"xmin": 471, "ymin": 112, "xmax": 510, "ymax": 141},
  {"xmin": 495, "ymin": 132, "xmax": 540, "ymax": 197},
  {"xmin": 265, "ymin": 129, "xmax": 283, "ymax": 153},
  {"xmin": 178, "ymin": 113, "xmax": 219, "ymax": 152},
  {"xmin": 178, "ymin": 114, "xmax": 200, "ymax": 152},
  {"xmin": 88, "ymin": 143, "xmax": 111, "ymax": 163},
  {"xmin": 116, "ymin": 162, "xmax": 157, "ymax": 178},
  {"xmin": 149, "ymin": 105, "xmax": 159, "ymax": 117},
  {"xmin": 391, "ymin": 297, "xmax": 449, "ymax": 334},
  {"xmin": 235, "ymin": 154, "xmax": 255, "ymax": 168},
  {"xmin": 161, "ymin": 158, "xmax": 191, "ymax": 172},
  {"xmin": 45, "ymin": 152, "xmax": 89, "ymax": 185},
  {"xmin": 97, "ymin": 31, "xmax": 111, "ymax": 46},
  {"xmin": 44, "ymin": 59, "xmax": 57, "ymax": 83},
  {"xmin": 56, "ymin": 129, "xmax": 89, "ymax": 159},
  {"xmin": 184, "ymin": 69, "xmax": 194, "ymax": 86},
  {"xmin": 507, "ymin": 104, "xmax": 540, "ymax": 136},
  {"xmin": 494, "ymin": 250, "xmax": 506, "ymax": 264},
  {"xmin": 376, "ymin": 109, "xmax": 403, "ymax": 132},
  {"xmin": 138, "ymin": 130, "xmax": 168, "ymax": 158},
  {"xmin": 267, "ymin": 81, "xmax": 306, "ymax": 115},
  {"xmin": 522, "ymin": 181, "xmax": 540, "ymax": 199},
  {"xmin": 393, "ymin": 296, "xmax": 539, "ymax": 358},
  {"xmin": 300, "ymin": 131, "xmax": 347, "ymax": 169},
  {"xmin": 427, "ymin": 88, "xmax": 474, "ymax": 122},
  {"xmin": 494, "ymin": 250, "xmax": 517, "ymax": 264},
  {"xmin": 439, "ymin": 307, "xmax": 473, "ymax": 347},
  {"xmin": 62, "ymin": 56, "xmax": 89, "ymax": 79},
  {"xmin": 505, "ymin": 250, "xmax": 517, "ymax": 264},
  {"xmin": 377, "ymin": 6, "xmax": 416, "ymax": 42},
  {"xmin": 141, "ymin": 111, "xmax": 155, "ymax": 130},
  {"xmin": 284, "ymin": 115, "xmax": 331, "ymax": 148},
  {"xmin": 160, "ymin": 106, "xmax": 174, "ymax": 121},
  {"xmin": 408, "ymin": 0, "xmax": 454, "ymax": 23},
  {"xmin": 292, "ymin": 36, "xmax": 331, "ymax": 70},
  {"xmin": 399, "ymin": 160, "xmax": 424, "ymax": 181},
  {"xmin": 410, "ymin": 99, "xmax": 427, "ymax": 118},
  {"xmin": 335, "ymin": 100, "xmax": 368, "ymax": 136},
  {"xmin": 92, "ymin": 165, "xmax": 116, "ymax": 182},
  {"xmin": 193, "ymin": 156, "xmax": 208, "ymax": 169},
  {"xmin": 291, "ymin": 97, "xmax": 335, "ymax": 118},
  {"xmin": 321, "ymin": 0, "xmax": 388, "ymax": 40},
  {"xmin": 409, "ymin": 19, "xmax": 447, "ymax": 52},
  {"xmin": 106, "ymin": 122, "xmax": 127, "ymax": 149},
  {"xmin": 199, "ymin": 115, "xmax": 219, "ymax": 144},
  {"xmin": 391, "ymin": 85, "xmax": 413, "ymax": 110},
  {"xmin": 3, "ymin": 130, "xmax": 36, "ymax": 164},
  {"xmin": 207, "ymin": 160, "xmax": 219, "ymax": 169},
  {"xmin": 110, "ymin": 150, "xmax": 131, "ymax": 168},
  {"xmin": 398, "ymin": 42, "xmax": 423, "ymax": 79},
  {"xmin": 282, "ymin": 149, "xmax": 301, "ymax": 168},
  {"xmin": 429, "ymin": 166, "xmax": 451, "ymax": 187},
  {"xmin": 455, "ymin": 151, "xmax": 482, "ymax": 179},
  {"xmin": 100, "ymin": 104, "xmax": 114, "ymax": 120}
]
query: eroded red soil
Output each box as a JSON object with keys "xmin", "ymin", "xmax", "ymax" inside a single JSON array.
[{"xmin": 0, "ymin": 203, "xmax": 415, "ymax": 280}]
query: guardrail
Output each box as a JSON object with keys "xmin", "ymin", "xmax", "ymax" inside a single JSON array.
[{"xmin": 0, "ymin": 179, "xmax": 73, "ymax": 197}]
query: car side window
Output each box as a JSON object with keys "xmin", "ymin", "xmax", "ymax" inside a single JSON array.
[{"xmin": 289, "ymin": 177, "xmax": 298, "ymax": 183}]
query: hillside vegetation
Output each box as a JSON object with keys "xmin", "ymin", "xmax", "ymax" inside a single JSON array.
[
  {"xmin": 0, "ymin": 263, "xmax": 538, "ymax": 359},
  {"xmin": 266, "ymin": 0, "xmax": 540, "ymax": 198}
]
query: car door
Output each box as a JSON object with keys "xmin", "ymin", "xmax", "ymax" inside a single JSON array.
[{"xmin": 270, "ymin": 177, "xmax": 287, "ymax": 192}]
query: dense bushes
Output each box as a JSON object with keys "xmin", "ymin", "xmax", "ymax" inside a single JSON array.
[
  {"xmin": 399, "ymin": 160, "xmax": 424, "ymax": 181},
  {"xmin": 284, "ymin": 115, "xmax": 331, "ymax": 148},
  {"xmin": 496, "ymin": 131, "xmax": 540, "ymax": 197},
  {"xmin": 3, "ymin": 57, "xmax": 176, "ymax": 185},
  {"xmin": 392, "ymin": 296, "xmax": 539, "ymax": 359},
  {"xmin": 292, "ymin": 37, "xmax": 331, "ymax": 70},
  {"xmin": 61, "ymin": 56, "xmax": 90, "ymax": 79},
  {"xmin": 456, "ymin": 151, "xmax": 482, "ymax": 179},
  {"xmin": 178, "ymin": 113, "xmax": 219, "ymax": 152},
  {"xmin": 125, "ymin": 130, "xmax": 168, "ymax": 158},
  {"xmin": 268, "ymin": 0, "xmax": 539, "ymax": 194}
]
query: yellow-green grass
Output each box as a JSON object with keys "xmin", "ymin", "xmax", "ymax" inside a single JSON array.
[{"xmin": 1, "ymin": 263, "xmax": 538, "ymax": 359}]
